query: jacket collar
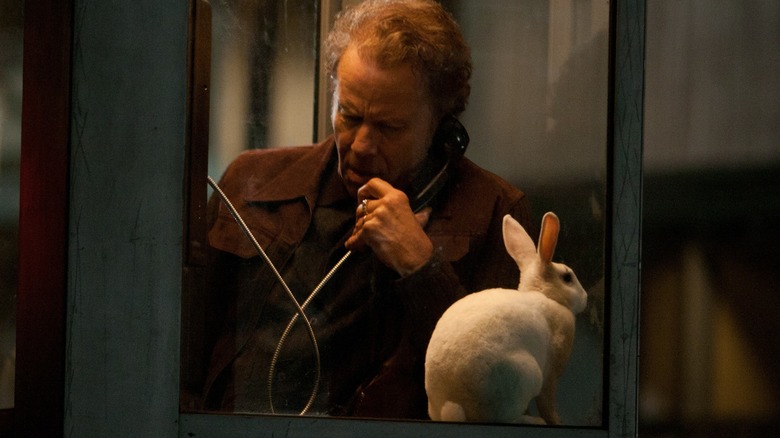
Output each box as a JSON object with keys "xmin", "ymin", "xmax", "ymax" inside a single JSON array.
[{"xmin": 244, "ymin": 136, "xmax": 337, "ymax": 205}]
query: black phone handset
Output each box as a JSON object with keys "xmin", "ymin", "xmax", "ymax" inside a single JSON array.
[{"xmin": 407, "ymin": 115, "xmax": 470, "ymax": 212}]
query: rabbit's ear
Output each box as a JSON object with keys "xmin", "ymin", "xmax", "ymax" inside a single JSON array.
[
  {"xmin": 503, "ymin": 214, "xmax": 536, "ymax": 270},
  {"xmin": 538, "ymin": 212, "xmax": 560, "ymax": 263}
]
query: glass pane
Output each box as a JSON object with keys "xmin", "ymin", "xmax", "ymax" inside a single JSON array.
[
  {"xmin": 446, "ymin": 0, "xmax": 608, "ymax": 426},
  {"xmin": 183, "ymin": 0, "xmax": 608, "ymax": 427},
  {"xmin": 208, "ymin": 0, "xmax": 319, "ymax": 177},
  {"xmin": 0, "ymin": 0, "xmax": 24, "ymax": 410}
]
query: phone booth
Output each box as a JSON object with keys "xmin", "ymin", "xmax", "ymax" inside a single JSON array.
[{"xmin": 14, "ymin": 1, "xmax": 643, "ymax": 436}]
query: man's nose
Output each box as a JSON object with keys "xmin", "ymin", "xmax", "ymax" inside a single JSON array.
[{"xmin": 352, "ymin": 124, "xmax": 378, "ymax": 155}]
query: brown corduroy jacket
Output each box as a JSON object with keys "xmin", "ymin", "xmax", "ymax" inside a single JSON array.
[{"xmin": 200, "ymin": 137, "xmax": 532, "ymax": 419}]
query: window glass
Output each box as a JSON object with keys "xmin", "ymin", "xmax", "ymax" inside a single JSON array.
[{"xmin": 183, "ymin": 0, "xmax": 608, "ymax": 427}]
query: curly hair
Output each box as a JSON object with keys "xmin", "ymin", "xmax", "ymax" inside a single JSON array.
[{"xmin": 323, "ymin": 0, "xmax": 472, "ymax": 116}]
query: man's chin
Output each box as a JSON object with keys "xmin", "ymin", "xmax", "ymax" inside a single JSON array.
[
  {"xmin": 339, "ymin": 175, "xmax": 361, "ymax": 199},
  {"xmin": 344, "ymin": 184, "xmax": 359, "ymax": 199}
]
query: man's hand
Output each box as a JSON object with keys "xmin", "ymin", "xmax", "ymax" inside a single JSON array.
[{"xmin": 346, "ymin": 178, "xmax": 434, "ymax": 277}]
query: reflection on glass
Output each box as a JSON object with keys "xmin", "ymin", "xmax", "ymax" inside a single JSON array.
[
  {"xmin": 208, "ymin": 0, "xmax": 319, "ymax": 177},
  {"xmin": 0, "ymin": 2, "xmax": 23, "ymax": 410},
  {"xmin": 183, "ymin": 0, "xmax": 608, "ymax": 427}
]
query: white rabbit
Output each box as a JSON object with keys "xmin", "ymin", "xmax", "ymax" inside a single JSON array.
[{"xmin": 425, "ymin": 212, "xmax": 587, "ymax": 424}]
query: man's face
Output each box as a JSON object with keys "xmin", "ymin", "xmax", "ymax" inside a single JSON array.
[{"xmin": 332, "ymin": 46, "xmax": 437, "ymax": 198}]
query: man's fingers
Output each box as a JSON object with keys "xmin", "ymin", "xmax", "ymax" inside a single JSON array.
[{"xmin": 414, "ymin": 206, "xmax": 432, "ymax": 228}]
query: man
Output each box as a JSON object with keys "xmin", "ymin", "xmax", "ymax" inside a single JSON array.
[{"xmin": 201, "ymin": 0, "xmax": 532, "ymax": 419}]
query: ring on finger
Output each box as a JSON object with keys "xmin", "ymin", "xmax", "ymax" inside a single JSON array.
[{"xmin": 361, "ymin": 199, "xmax": 369, "ymax": 216}]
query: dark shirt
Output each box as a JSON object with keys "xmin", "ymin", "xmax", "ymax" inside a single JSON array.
[{"xmin": 230, "ymin": 158, "xmax": 381, "ymax": 414}]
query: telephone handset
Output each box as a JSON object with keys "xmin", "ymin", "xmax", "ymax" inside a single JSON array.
[{"xmin": 407, "ymin": 115, "xmax": 470, "ymax": 212}]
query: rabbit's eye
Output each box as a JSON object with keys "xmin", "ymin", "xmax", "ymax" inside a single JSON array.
[{"xmin": 562, "ymin": 272, "xmax": 573, "ymax": 283}]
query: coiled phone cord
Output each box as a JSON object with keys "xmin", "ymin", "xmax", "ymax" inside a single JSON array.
[
  {"xmin": 207, "ymin": 176, "xmax": 330, "ymax": 415},
  {"xmin": 267, "ymin": 249, "xmax": 352, "ymax": 414}
]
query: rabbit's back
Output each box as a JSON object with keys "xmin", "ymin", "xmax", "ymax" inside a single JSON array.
[
  {"xmin": 425, "ymin": 288, "xmax": 555, "ymax": 421},
  {"xmin": 429, "ymin": 288, "xmax": 552, "ymax": 354}
]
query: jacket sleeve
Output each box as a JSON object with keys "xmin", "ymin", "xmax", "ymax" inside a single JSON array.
[
  {"xmin": 391, "ymin": 192, "xmax": 532, "ymax": 352},
  {"xmin": 349, "ymin": 194, "xmax": 531, "ymax": 419},
  {"xmin": 391, "ymin": 250, "xmax": 468, "ymax": 350}
]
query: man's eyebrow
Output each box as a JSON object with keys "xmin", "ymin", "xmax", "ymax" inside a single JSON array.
[
  {"xmin": 378, "ymin": 116, "xmax": 407, "ymax": 126},
  {"xmin": 337, "ymin": 100, "xmax": 407, "ymax": 125},
  {"xmin": 337, "ymin": 101, "xmax": 357, "ymax": 113}
]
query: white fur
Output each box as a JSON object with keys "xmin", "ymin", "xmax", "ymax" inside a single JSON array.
[{"xmin": 425, "ymin": 213, "xmax": 587, "ymax": 424}]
